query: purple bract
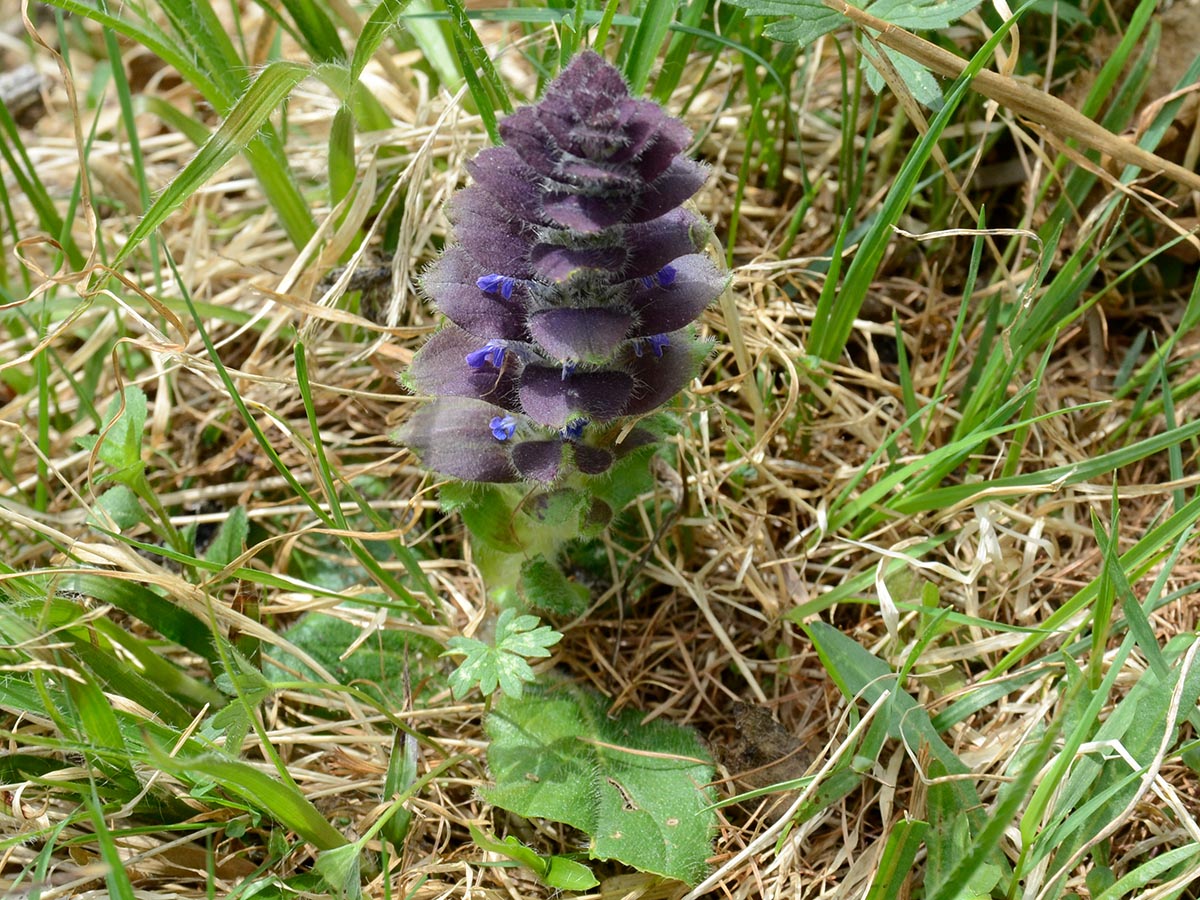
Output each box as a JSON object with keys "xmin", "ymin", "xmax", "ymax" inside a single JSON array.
[{"xmin": 397, "ymin": 51, "xmax": 727, "ymax": 484}]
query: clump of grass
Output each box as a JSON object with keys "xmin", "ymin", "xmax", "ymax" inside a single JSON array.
[{"xmin": 3, "ymin": 1, "xmax": 1200, "ymax": 898}]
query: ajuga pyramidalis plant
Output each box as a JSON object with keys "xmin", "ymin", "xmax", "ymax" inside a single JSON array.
[{"xmin": 397, "ymin": 51, "xmax": 726, "ymax": 604}]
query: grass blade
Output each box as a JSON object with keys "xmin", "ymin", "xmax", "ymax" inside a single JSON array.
[
  {"xmin": 109, "ymin": 60, "xmax": 312, "ymax": 271},
  {"xmin": 620, "ymin": 0, "xmax": 678, "ymax": 95}
]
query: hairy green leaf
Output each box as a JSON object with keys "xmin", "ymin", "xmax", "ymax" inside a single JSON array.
[
  {"xmin": 483, "ymin": 680, "xmax": 716, "ymax": 885},
  {"xmin": 520, "ymin": 556, "xmax": 589, "ymax": 617}
]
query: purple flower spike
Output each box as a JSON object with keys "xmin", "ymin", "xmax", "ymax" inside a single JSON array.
[
  {"xmin": 398, "ymin": 51, "xmax": 718, "ymax": 485},
  {"xmin": 490, "ymin": 415, "xmax": 517, "ymax": 441}
]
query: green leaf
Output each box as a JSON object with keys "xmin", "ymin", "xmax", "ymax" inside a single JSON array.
[
  {"xmin": 865, "ymin": 47, "xmax": 942, "ymax": 108},
  {"xmin": 805, "ymin": 622, "xmax": 976, "ymax": 780},
  {"xmin": 439, "ymin": 483, "xmax": 522, "ymax": 553},
  {"xmin": 469, "ymin": 825, "xmax": 599, "ymax": 890},
  {"xmin": 729, "ymin": 0, "xmax": 980, "ymax": 41},
  {"xmin": 724, "ymin": 0, "xmax": 981, "ymax": 106},
  {"xmin": 79, "ymin": 387, "xmax": 147, "ymax": 486},
  {"xmin": 442, "ymin": 608, "xmax": 562, "ymax": 699},
  {"xmin": 1041, "ymin": 636, "xmax": 1200, "ymax": 887},
  {"xmin": 620, "ymin": 0, "xmax": 677, "ymax": 95},
  {"xmin": 871, "ymin": 0, "xmax": 980, "ymax": 29},
  {"xmin": 149, "ymin": 749, "xmax": 348, "ymax": 851},
  {"xmin": 328, "ymin": 104, "xmax": 356, "ymax": 207},
  {"xmin": 66, "ymin": 669, "xmax": 128, "ymax": 758},
  {"xmin": 483, "ymin": 681, "xmax": 716, "ymax": 885},
  {"xmin": 520, "ymin": 556, "xmax": 589, "ymax": 617},
  {"xmin": 277, "ymin": 0, "xmax": 347, "ymax": 63},
  {"xmin": 263, "ymin": 608, "xmax": 441, "ymax": 700},
  {"xmin": 62, "ymin": 573, "xmax": 221, "ymax": 664},
  {"xmin": 91, "ymin": 485, "xmax": 147, "ymax": 530},
  {"xmin": 351, "ymin": 0, "xmax": 414, "ymax": 82},
  {"xmin": 313, "ymin": 844, "xmax": 362, "ymax": 899},
  {"xmin": 866, "ymin": 818, "xmax": 930, "ymax": 900},
  {"xmin": 202, "ymin": 506, "xmax": 249, "ymax": 568},
  {"xmin": 382, "ymin": 727, "xmax": 419, "ymax": 851}
]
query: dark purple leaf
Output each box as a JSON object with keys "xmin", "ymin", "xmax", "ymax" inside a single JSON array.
[
  {"xmin": 629, "ymin": 115, "xmax": 694, "ymax": 181},
  {"xmin": 582, "ymin": 497, "xmax": 612, "ymax": 530},
  {"xmin": 407, "ymin": 326, "xmax": 519, "ymax": 407},
  {"xmin": 541, "ymin": 191, "xmax": 630, "ymax": 232},
  {"xmin": 630, "ymin": 159, "xmax": 708, "ymax": 222},
  {"xmin": 537, "ymin": 53, "xmax": 629, "ymax": 155},
  {"xmin": 610, "ymin": 427, "xmax": 657, "ymax": 456},
  {"xmin": 512, "ymin": 439, "xmax": 564, "ymax": 483},
  {"xmin": 422, "ymin": 250, "xmax": 527, "ymax": 339},
  {"xmin": 449, "ymin": 188, "xmax": 537, "ymax": 277},
  {"xmin": 519, "ymin": 365, "xmax": 633, "ymax": 427},
  {"xmin": 623, "ymin": 209, "xmax": 707, "ymax": 278},
  {"xmin": 622, "ymin": 332, "xmax": 705, "ymax": 416},
  {"xmin": 629, "ymin": 253, "xmax": 725, "ymax": 335},
  {"xmin": 527, "ymin": 307, "xmax": 631, "ymax": 362},
  {"xmin": 394, "ymin": 398, "xmax": 518, "ymax": 483},
  {"xmin": 497, "ymin": 106, "xmax": 558, "ymax": 175},
  {"xmin": 466, "ymin": 148, "xmax": 544, "ymax": 222},
  {"xmin": 572, "ymin": 443, "xmax": 613, "ymax": 475},
  {"xmin": 604, "ymin": 99, "xmax": 663, "ymax": 165},
  {"xmin": 530, "ymin": 243, "xmax": 626, "ymax": 283}
]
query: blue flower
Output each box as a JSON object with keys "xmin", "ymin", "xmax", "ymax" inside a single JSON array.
[
  {"xmin": 490, "ymin": 415, "xmax": 517, "ymax": 441},
  {"xmin": 633, "ymin": 334, "xmax": 670, "ymax": 358},
  {"xmin": 561, "ymin": 418, "xmax": 587, "ymax": 441},
  {"xmin": 640, "ymin": 265, "xmax": 678, "ymax": 289},
  {"xmin": 477, "ymin": 273, "xmax": 517, "ymax": 299},
  {"xmin": 466, "ymin": 341, "xmax": 507, "ymax": 369}
]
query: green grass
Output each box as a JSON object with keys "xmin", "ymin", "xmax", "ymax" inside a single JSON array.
[{"xmin": 3, "ymin": 0, "xmax": 1200, "ymax": 897}]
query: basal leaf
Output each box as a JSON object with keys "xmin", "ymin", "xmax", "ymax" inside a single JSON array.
[
  {"xmin": 483, "ymin": 681, "xmax": 716, "ymax": 885},
  {"xmin": 865, "ymin": 48, "xmax": 943, "ymax": 109},
  {"xmin": 727, "ymin": 0, "xmax": 979, "ymax": 39},
  {"xmin": 870, "ymin": 0, "xmax": 981, "ymax": 30},
  {"xmin": 761, "ymin": 5, "xmax": 842, "ymax": 44},
  {"xmin": 263, "ymin": 608, "xmax": 441, "ymax": 701}
]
